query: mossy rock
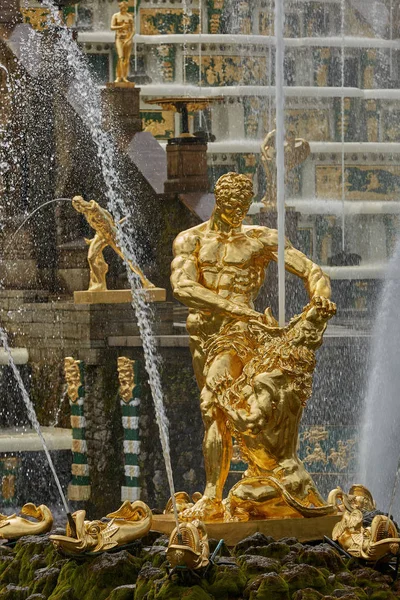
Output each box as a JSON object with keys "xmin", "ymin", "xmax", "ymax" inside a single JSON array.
[
  {"xmin": 26, "ymin": 594, "xmax": 47, "ymax": 600},
  {"xmin": 106, "ymin": 584, "xmax": 136, "ymax": 599},
  {"xmin": 234, "ymin": 534, "xmax": 276, "ymax": 556},
  {"xmin": 152, "ymin": 536, "xmax": 169, "ymax": 548},
  {"xmin": 351, "ymin": 568, "xmax": 393, "ymax": 590},
  {"xmin": 297, "ymin": 545, "xmax": 345, "ymax": 573},
  {"xmin": 291, "ymin": 589, "xmax": 324, "ymax": 600},
  {"xmin": 0, "ymin": 557, "xmax": 14, "ymax": 579},
  {"xmin": 244, "ymin": 572, "xmax": 290, "ymax": 600},
  {"xmin": 330, "ymin": 588, "xmax": 368, "ymax": 600},
  {"xmin": 141, "ymin": 546, "xmax": 167, "ymax": 568},
  {"xmin": 0, "ymin": 584, "xmax": 30, "ymax": 599},
  {"xmin": 281, "ymin": 564, "xmax": 327, "ymax": 593},
  {"xmin": 134, "ymin": 563, "xmax": 164, "ymax": 600},
  {"xmin": 334, "ymin": 572, "xmax": 357, "ymax": 588},
  {"xmin": 49, "ymin": 551, "xmax": 142, "ymax": 600},
  {"xmin": 368, "ymin": 592, "xmax": 398, "ymax": 600},
  {"xmin": 31, "ymin": 566, "xmax": 60, "ymax": 596},
  {"xmin": 238, "ymin": 554, "xmax": 281, "ymax": 576},
  {"xmin": 153, "ymin": 580, "xmax": 212, "ymax": 600},
  {"xmin": 204, "ymin": 563, "xmax": 247, "ymax": 598},
  {"xmin": 0, "ymin": 557, "xmax": 21, "ymax": 585}
]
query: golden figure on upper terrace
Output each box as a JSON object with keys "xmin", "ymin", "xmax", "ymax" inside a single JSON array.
[
  {"xmin": 171, "ymin": 172, "xmax": 335, "ymax": 521},
  {"xmin": 111, "ymin": 1, "xmax": 135, "ymax": 84},
  {"xmin": 72, "ymin": 196, "xmax": 155, "ymax": 292},
  {"xmin": 261, "ymin": 129, "xmax": 310, "ymax": 210}
]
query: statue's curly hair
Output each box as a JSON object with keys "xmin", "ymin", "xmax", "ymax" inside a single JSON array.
[{"xmin": 214, "ymin": 172, "xmax": 253, "ymax": 206}]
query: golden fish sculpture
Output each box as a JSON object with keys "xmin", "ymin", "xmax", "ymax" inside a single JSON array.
[
  {"xmin": 329, "ymin": 485, "xmax": 400, "ymax": 562},
  {"xmin": 167, "ymin": 520, "xmax": 210, "ymax": 570},
  {"xmin": 0, "ymin": 503, "xmax": 53, "ymax": 540},
  {"xmin": 50, "ymin": 500, "xmax": 152, "ymax": 555}
]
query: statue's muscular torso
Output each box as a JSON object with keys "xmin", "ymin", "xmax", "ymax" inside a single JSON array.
[{"xmin": 188, "ymin": 223, "xmax": 274, "ymax": 308}]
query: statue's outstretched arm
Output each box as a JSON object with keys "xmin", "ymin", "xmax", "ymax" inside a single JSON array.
[
  {"xmin": 171, "ymin": 233, "xmax": 260, "ymax": 319},
  {"xmin": 259, "ymin": 228, "xmax": 331, "ymax": 299}
]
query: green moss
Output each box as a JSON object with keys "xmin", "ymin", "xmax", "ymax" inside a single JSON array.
[
  {"xmin": 204, "ymin": 564, "xmax": 247, "ymax": 598},
  {"xmin": 246, "ymin": 573, "xmax": 290, "ymax": 600},
  {"xmin": 154, "ymin": 581, "xmax": 212, "ymax": 600}
]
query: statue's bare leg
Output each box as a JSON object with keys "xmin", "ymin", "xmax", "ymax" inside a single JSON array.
[
  {"xmin": 181, "ymin": 350, "xmax": 243, "ymax": 520},
  {"xmin": 87, "ymin": 235, "xmax": 108, "ymax": 291},
  {"xmin": 122, "ymin": 42, "xmax": 132, "ymax": 82},
  {"xmin": 115, "ymin": 39, "xmax": 124, "ymax": 82},
  {"xmin": 109, "ymin": 241, "xmax": 155, "ymax": 289}
]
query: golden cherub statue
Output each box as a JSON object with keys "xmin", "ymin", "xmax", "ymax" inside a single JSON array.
[
  {"xmin": 329, "ymin": 485, "xmax": 400, "ymax": 562},
  {"xmin": 72, "ymin": 196, "xmax": 155, "ymax": 292},
  {"xmin": 261, "ymin": 129, "xmax": 310, "ymax": 210},
  {"xmin": 0, "ymin": 504, "xmax": 53, "ymax": 540},
  {"xmin": 171, "ymin": 172, "xmax": 334, "ymax": 521},
  {"xmin": 111, "ymin": 1, "xmax": 135, "ymax": 84},
  {"xmin": 50, "ymin": 500, "xmax": 152, "ymax": 555}
]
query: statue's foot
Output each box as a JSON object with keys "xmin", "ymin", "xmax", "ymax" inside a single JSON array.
[{"xmin": 180, "ymin": 496, "xmax": 223, "ymax": 521}]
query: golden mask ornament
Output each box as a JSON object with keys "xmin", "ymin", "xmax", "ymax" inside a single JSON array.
[
  {"xmin": 117, "ymin": 356, "xmax": 135, "ymax": 403},
  {"xmin": 64, "ymin": 357, "xmax": 82, "ymax": 403}
]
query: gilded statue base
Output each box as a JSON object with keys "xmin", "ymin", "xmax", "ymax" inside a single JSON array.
[
  {"xmin": 152, "ymin": 514, "xmax": 341, "ymax": 546},
  {"xmin": 74, "ymin": 288, "xmax": 167, "ymax": 305},
  {"xmin": 106, "ymin": 82, "xmax": 135, "ymax": 89}
]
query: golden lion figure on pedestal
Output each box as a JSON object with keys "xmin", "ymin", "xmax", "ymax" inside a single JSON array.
[
  {"xmin": 50, "ymin": 501, "xmax": 152, "ymax": 555},
  {"xmin": 329, "ymin": 485, "xmax": 400, "ymax": 562}
]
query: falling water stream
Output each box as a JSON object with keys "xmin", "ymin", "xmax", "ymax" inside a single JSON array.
[
  {"xmin": 274, "ymin": 0, "xmax": 286, "ymax": 327},
  {"xmin": 38, "ymin": 0, "xmax": 180, "ymax": 525},
  {"xmin": 0, "ymin": 328, "xmax": 71, "ymax": 516}
]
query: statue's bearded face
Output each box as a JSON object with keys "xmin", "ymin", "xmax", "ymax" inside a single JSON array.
[{"xmin": 216, "ymin": 195, "xmax": 251, "ymax": 228}]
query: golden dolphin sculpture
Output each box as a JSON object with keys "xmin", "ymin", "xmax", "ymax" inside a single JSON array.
[
  {"xmin": 167, "ymin": 520, "xmax": 210, "ymax": 570},
  {"xmin": 329, "ymin": 485, "xmax": 400, "ymax": 562},
  {"xmin": 0, "ymin": 503, "xmax": 53, "ymax": 540},
  {"xmin": 50, "ymin": 500, "xmax": 152, "ymax": 555}
]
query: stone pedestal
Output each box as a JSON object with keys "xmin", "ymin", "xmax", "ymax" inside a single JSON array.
[
  {"xmin": 165, "ymin": 138, "xmax": 209, "ymax": 194},
  {"xmin": 101, "ymin": 83, "xmax": 142, "ymax": 149}
]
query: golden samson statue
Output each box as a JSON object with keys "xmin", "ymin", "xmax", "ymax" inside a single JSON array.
[{"xmin": 171, "ymin": 172, "xmax": 335, "ymax": 521}]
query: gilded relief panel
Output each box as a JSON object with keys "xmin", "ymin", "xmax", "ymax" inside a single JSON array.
[
  {"xmin": 316, "ymin": 165, "xmax": 400, "ymax": 201},
  {"xmin": 285, "ymin": 109, "xmax": 330, "ymax": 142},
  {"xmin": 140, "ymin": 8, "xmax": 200, "ymax": 35},
  {"xmin": 141, "ymin": 110, "xmax": 175, "ymax": 139},
  {"xmin": 186, "ymin": 56, "xmax": 267, "ymax": 86}
]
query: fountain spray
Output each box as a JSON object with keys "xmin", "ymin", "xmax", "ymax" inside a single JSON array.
[
  {"xmin": 0, "ymin": 329, "xmax": 77, "ymax": 537},
  {"xmin": 39, "ymin": 0, "xmax": 181, "ymax": 527}
]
